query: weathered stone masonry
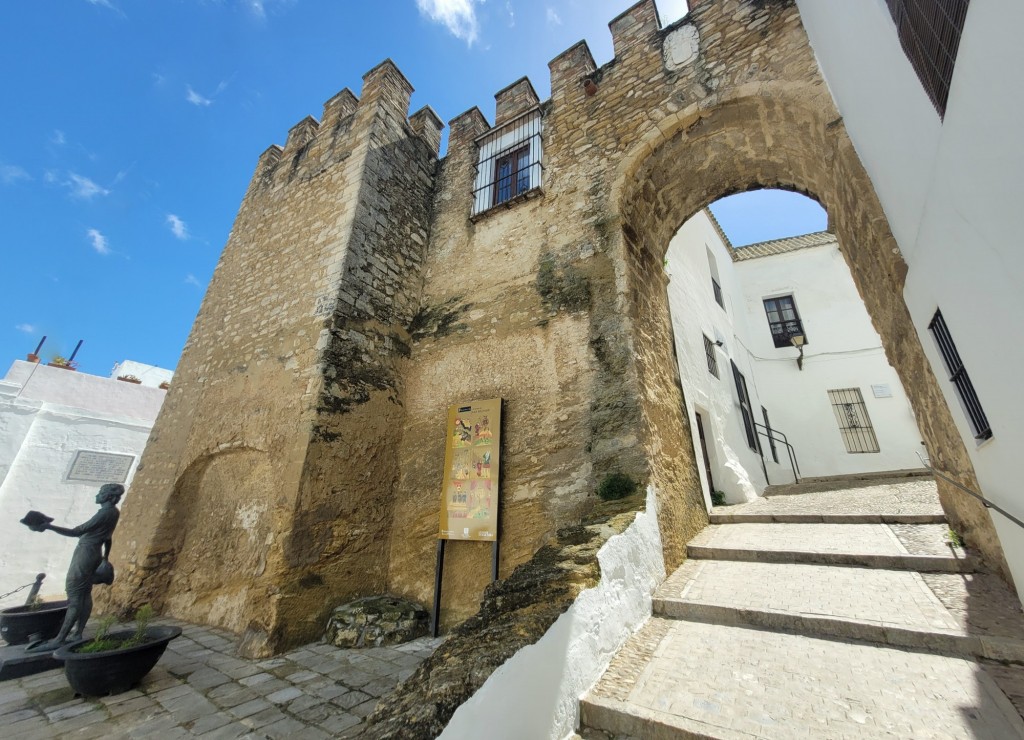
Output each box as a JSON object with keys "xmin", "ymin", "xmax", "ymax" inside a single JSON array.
[{"xmin": 112, "ymin": 0, "xmax": 1008, "ymax": 732}]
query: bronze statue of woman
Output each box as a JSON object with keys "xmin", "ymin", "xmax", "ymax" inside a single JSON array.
[{"xmin": 23, "ymin": 483, "xmax": 123, "ymax": 651}]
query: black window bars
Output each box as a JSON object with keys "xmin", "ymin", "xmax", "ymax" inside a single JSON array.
[
  {"xmin": 929, "ymin": 308, "xmax": 992, "ymax": 440},
  {"xmin": 472, "ymin": 110, "xmax": 543, "ymax": 217}
]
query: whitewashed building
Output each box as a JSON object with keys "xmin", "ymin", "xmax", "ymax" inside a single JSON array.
[
  {"xmin": 795, "ymin": 0, "xmax": 1024, "ymax": 593},
  {"xmin": 667, "ymin": 211, "xmax": 925, "ymax": 505},
  {"xmin": 0, "ymin": 360, "xmax": 170, "ymax": 605}
]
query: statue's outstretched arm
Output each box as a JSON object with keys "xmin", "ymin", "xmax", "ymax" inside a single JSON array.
[
  {"xmin": 46, "ymin": 510, "xmax": 105, "ymax": 539},
  {"xmin": 45, "ymin": 524, "xmax": 81, "ymax": 538}
]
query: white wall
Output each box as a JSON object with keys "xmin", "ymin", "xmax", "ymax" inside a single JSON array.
[
  {"xmin": 665, "ymin": 213, "xmax": 789, "ymax": 504},
  {"xmin": 796, "ymin": 0, "xmax": 1024, "ymax": 590},
  {"xmin": 735, "ymin": 239, "xmax": 925, "ymax": 478},
  {"xmin": 0, "ymin": 361, "xmax": 166, "ymax": 606},
  {"xmin": 110, "ymin": 360, "xmax": 174, "ymax": 389},
  {"xmin": 439, "ymin": 486, "xmax": 665, "ymax": 740}
]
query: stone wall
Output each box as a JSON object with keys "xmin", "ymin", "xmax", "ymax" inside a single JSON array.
[
  {"xmin": 108, "ymin": 61, "xmax": 442, "ymax": 656},
  {"xmin": 112, "ymin": 0, "xmax": 1007, "ymax": 696}
]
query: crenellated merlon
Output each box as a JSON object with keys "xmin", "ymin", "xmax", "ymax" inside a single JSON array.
[{"xmin": 251, "ymin": 59, "xmax": 444, "ymax": 185}]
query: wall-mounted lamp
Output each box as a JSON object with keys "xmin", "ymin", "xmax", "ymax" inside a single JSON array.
[
  {"xmin": 583, "ymin": 78, "xmax": 598, "ymax": 97},
  {"xmin": 714, "ymin": 340, "xmax": 724, "ymax": 347},
  {"xmin": 790, "ymin": 335, "xmax": 805, "ymax": 371}
]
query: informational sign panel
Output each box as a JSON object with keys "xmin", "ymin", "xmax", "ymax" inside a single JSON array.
[
  {"xmin": 438, "ymin": 398, "xmax": 501, "ymax": 541},
  {"xmin": 66, "ymin": 450, "xmax": 135, "ymax": 484}
]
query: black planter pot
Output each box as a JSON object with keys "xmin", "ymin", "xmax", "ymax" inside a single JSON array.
[
  {"xmin": 0, "ymin": 600, "xmax": 69, "ymax": 645},
  {"xmin": 53, "ymin": 625, "xmax": 182, "ymax": 696}
]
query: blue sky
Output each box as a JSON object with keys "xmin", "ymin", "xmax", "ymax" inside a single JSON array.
[{"xmin": 0, "ymin": 0, "xmax": 823, "ymax": 377}]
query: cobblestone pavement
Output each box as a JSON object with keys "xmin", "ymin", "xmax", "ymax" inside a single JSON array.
[
  {"xmin": 0, "ymin": 620, "xmax": 442, "ymax": 739},
  {"xmin": 586, "ymin": 619, "xmax": 1024, "ymax": 739},
  {"xmin": 721, "ymin": 479, "xmax": 943, "ymax": 516}
]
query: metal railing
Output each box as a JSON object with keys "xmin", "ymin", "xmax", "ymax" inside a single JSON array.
[
  {"xmin": 754, "ymin": 421, "xmax": 801, "ymax": 485},
  {"xmin": 917, "ymin": 453, "xmax": 1024, "ymax": 531},
  {"xmin": 471, "ymin": 109, "xmax": 543, "ymax": 217}
]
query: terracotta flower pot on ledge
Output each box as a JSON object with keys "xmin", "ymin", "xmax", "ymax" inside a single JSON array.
[
  {"xmin": 116, "ymin": 376, "xmax": 142, "ymax": 384},
  {"xmin": 26, "ymin": 353, "xmax": 40, "ymax": 364}
]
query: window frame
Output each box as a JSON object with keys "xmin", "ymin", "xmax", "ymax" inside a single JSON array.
[
  {"xmin": 763, "ymin": 294, "xmax": 807, "ymax": 349},
  {"xmin": 828, "ymin": 388, "xmax": 881, "ymax": 454},
  {"xmin": 703, "ymin": 334, "xmax": 720, "ymax": 379},
  {"xmin": 731, "ymin": 361, "xmax": 759, "ymax": 452},
  {"xmin": 884, "ymin": 0, "xmax": 969, "ymax": 118},
  {"xmin": 928, "ymin": 308, "xmax": 992, "ymax": 440},
  {"xmin": 492, "ymin": 145, "xmax": 531, "ymax": 207}
]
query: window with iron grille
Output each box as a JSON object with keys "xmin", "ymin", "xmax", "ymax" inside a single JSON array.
[
  {"xmin": 711, "ymin": 277, "xmax": 725, "ymax": 309},
  {"xmin": 763, "ymin": 295, "xmax": 806, "ymax": 349},
  {"xmin": 471, "ymin": 110, "xmax": 543, "ymax": 216},
  {"xmin": 761, "ymin": 406, "xmax": 779, "ymax": 463},
  {"xmin": 884, "ymin": 0, "xmax": 970, "ymax": 117},
  {"xmin": 928, "ymin": 309, "xmax": 992, "ymax": 440},
  {"xmin": 703, "ymin": 335, "xmax": 719, "ymax": 378},
  {"xmin": 828, "ymin": 388, "xmax": 881, "ymax": 453},
  {"xmin": 731, "ymin": 361, "xmax": 759, "ymax": 452}
]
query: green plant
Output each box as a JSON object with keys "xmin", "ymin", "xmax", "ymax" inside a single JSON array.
[
  {"xmin": 75, "ymin": 604, "xmax": 156, "ymax": 654},
  {"xmin": 947, "ymin": 528, "xmax": 964, "ymax": 548},
  {"xmin": 597, "ymin": 473, "xmax": 637, "ymax": 501},
  {"xmin": 117, "ymin": 374, "xmax": 142, "ymax": 383},
  {"xmin": 77, "ymin": 615, "xmax": 120, "ymax": 653},
  {"xmin": 49, "ymin": 355, "xmax": 77, "ymax": 369},
  {"xmin": 710, "ymin": 490, "xmax": 726, "ymax": 507}
]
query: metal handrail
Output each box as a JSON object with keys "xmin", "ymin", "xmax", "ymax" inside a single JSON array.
[
  {"xmin": 754, "ymin": 422, "xmax": 801, "ymax": 485},
  {"xmin": 917, "ymin": 453, "xmax": 1024, "ymax": 531}
]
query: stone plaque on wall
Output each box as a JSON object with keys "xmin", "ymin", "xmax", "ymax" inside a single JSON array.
[
  {"xmin": 438, "ymin": 398, "xmax": 501, "ymax": 542},
  {"xmin": 66, "ymin": 451, "xmax": 135, "ymax": 484}
]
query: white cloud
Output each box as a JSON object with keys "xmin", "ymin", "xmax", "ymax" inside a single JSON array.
[
  {"xmin": 167, "ymin": 214, "xmax": 189, "ymax": 240},
  {"xmin": 51, "ymin": 130, "xmax": 66, "ymax": 146},
  {"xmin": 239, "ymin": 0, "xmax": 295, "ymax": 20},
  {"xmin": 67, "ymin": 172, "xmax": 110, "ymax": 199},
  {"xmin": 16, "ymin": 324, "xmax": 36, "ymax": 334},
  {"xmin": 1, "ymin": 164, "xmax": 30, "ymax": 185},
  {"xmin": 186, "ymin": 86, "xmax": 213, "ymax": 107},
  {"xmin": 87, "ymin": 228, "xmax": 110, "ymax": 255},
  {"xmin": 416, "ymin": 0, "xmax": 480, "ymax": 46},
  {"xmin": 505, "ymin": 0, "xmax": 514, "ymax": 27},
  {"xmin": 185, "ymin": 274, "xmax": 202, "ymax": 288},
  {"xmin": 546, "ymin": 7, "xmax": 561, "ymax": 25},
  {"xmin": 86, "ymin": 0, "xmax": 126, "ymax": 17}
]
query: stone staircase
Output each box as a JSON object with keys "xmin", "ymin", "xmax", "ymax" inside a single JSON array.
[{"xmin": 578, "ymin": 480, "xmax": 1024, "ymax": 739}]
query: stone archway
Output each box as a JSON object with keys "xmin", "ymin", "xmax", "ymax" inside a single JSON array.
[{"xmin": 610, "ymin": 83, "xmax": 1007, "ymax": 578}]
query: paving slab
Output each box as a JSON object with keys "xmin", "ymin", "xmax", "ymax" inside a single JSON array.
[
  {"xmin": 0, "ymin": 618, "xmax": 441, "ymax": 737},
  {"xmin": 655, "ymin": 559, "xmax": 1024, "ymax": 661},
  {"xmin": 583, "ymin": 618, "xmax": 1024, "ymax": 740},
  {"xmin": 688, "ymin": 522, "xmax": 975, "ymax": 571},
  {"xmin": 719, "ymin": 479, "xmax": 943, "ymax": 516}
]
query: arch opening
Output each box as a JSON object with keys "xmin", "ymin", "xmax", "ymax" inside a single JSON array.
[{"xmin": 613, "ymin": 90, "xmax": 1006, "ymax": 579}]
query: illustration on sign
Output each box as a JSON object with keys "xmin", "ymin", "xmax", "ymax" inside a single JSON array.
[{"xmin": 438, "ymin": 398, "xmax": 501, "ymax": 541}]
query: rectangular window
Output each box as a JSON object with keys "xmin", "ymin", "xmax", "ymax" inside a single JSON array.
[
  {"xmin": 884, "ymin": 0, "xmax": 969, "ymax": 117},
  {"xmin": 711, "ymin": 277, "xmax": 725, "ymax": 309},
  {"xmin": 928, "ymin": 309, "xmax": 992, "ymax": 440},
  {"xmin": 493, "ymin": 146, "xmax": 531, "ymax": 206},
  {"xmin": 731, "ymin": 361, "xmax": 759, "ymax": 452},
  {"xmin": 703, "ymin": 334, "xmax": 719, "ymax": 378},
  {"xmin": 828, "ymin": 388, "xmax": 881, "ymax": 453},
  {"xmin": 471, "ymin": 110, "xmax": 543, "ymax": 217},
  {"xmin": 761, "ymin": 406, "xmax": 779, "ymax": 463},
  {"xmin": 763, "ymin": 295, "xmax": 807, "ymax": 349}
]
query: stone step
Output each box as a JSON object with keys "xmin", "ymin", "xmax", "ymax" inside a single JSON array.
[
  {"xmin": 580, "ymin": 618, "xmax": 1024, "ymax": 739},
  {"xmin": 687, "ymin": 522, "xmax": 976, "ymax": 572},
  {"xmin": 652, "ymin": 560, "xmax": 1024, "ymax": 663},
  {"xmin": 709, "ymin": 512, "xmax": 946, "ymax": 524}
]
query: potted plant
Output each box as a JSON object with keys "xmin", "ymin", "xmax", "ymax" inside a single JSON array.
[
  {"xmin": 0, "ymin": 598, "xmax": 70, "ymax": 645},
  {"xmin": 116, "ymin": 375, "xmax": 142, "ymax": 384},
  {"xmin": 47, "ymin": 356, "xmax": 78, "ymax": 371},
  {"xmin": 158, "ymin": 381, "xmax": 170, "ymax": 390},
  {"xmin": 52, "ymin": 606, "xmax": 181, "ymax": 696}
]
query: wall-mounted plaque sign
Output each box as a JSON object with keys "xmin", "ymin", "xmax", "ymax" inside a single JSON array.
[
  {"xmin": 66, "ymin": 450, "xmax": 136, "ymax": 484},
  {"xmin": 438, "ymin": 398, "xmax": 501, "ymax": 541}
]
